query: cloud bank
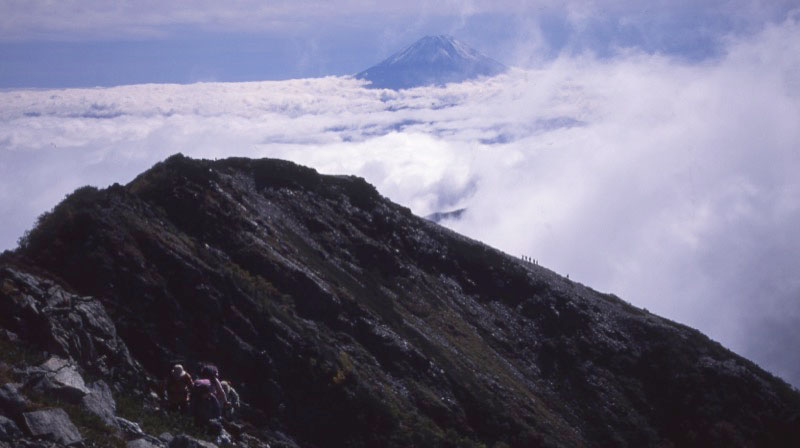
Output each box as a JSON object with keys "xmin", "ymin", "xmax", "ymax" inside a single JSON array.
[{"xmin": 2, "ymin": 17, "xmax": 800, "ymax": 387}]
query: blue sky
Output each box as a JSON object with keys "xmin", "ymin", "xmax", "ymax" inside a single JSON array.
[{"xmin": 1, "ymin": 0, "xmax": 796, "ymax": 87}]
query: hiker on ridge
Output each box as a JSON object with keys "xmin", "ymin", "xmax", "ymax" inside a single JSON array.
[
  {"xmin": 198, "ymin": 364, "xmax": 228, "ymax": 406},
  {"xmin": 163, "ymin": 364, "xmax": 193, "ymax": 412},
  {"xmin": 191, "ymin": 378, "xmax": 222, "ymax": 431},
  {"xmin": 220, "ymin": 380, "xmax": 240, "ymax": 420}
]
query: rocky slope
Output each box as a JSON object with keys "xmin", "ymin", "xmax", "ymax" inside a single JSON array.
[{"xmin": 1, "ymin": 154, "xmax": 799, "ymax": 447}]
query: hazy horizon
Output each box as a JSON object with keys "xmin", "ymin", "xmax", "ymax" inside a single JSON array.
[{"xmin": 2, "ymin": 1, "xmax": 797, "ymax": 88}]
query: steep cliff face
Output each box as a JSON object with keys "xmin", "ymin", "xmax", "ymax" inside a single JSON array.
[{"xmin": 2, "ymin": 154, "xmax": 799, "ymax": 447}]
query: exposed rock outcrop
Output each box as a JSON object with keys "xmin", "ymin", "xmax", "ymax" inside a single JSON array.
[
  {"xmin": 26, "ymin": 357, "xmax": 90, "ymax": 404},
  {"xmin": 0, "ymin": 267, "xmax": 142, "ymax": 386},
  {"xmin": 0, "ymin": 415, "xmax": 22, "ymax": 442},
  {"xmin": 22, "ymin": 408, "xmax": 82, "ymax": 445},
  {"xmin": 116, "ymin": 417, "xmax": 146, "ymax": 440},
  {"xmin": 81, "ymin": 380, "xmax": 118, "ymax": 428},
  {"xmin": 0, "ymin": 384, "xmax": 28, "ymax": 418},
  {"xmin": 128, "ymin": 439, "xmax": 162, "ymax": 448},
  {"xmin": 168, "ymin": 434, "xmax": 218, "ymax": 448}
]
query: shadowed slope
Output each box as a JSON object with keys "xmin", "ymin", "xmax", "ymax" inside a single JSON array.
[{"xmin": 5, "ymin": 154, "xmax": 800, "ymax": 447}]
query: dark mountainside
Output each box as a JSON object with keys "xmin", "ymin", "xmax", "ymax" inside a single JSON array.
[
  {"xmin": 1, "ymin": 154, "xmax": 799, "ymax": 447},
  {"xmin": 355, "ymin": 35, "xmax": 506, "ymax": 90}
]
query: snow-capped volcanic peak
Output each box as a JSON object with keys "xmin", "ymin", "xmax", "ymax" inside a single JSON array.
[
  {"xmin": 387, "ymin": 35, "xmax": 482, "ymax": 64},
  {"xmin": 356, "ymin": 35, "xmax": 506, "ymax": 90}
]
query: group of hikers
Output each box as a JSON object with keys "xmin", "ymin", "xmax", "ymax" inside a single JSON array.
[{"xmin": 162, "ymin": 363, "xmax": 240, "ymax": 430}]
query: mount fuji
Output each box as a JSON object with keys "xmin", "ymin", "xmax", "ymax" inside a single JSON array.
[{"xmin": 356, "ymin": 35, "xmax": 507, "ymax": 89}]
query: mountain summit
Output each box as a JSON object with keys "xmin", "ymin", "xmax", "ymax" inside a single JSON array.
[
  {"xmin": 2, "ymin": 155, "xmax": 800, "ymax": 447},
  {"xmin": 356, "ymin": 35, "xmax": 506, "ymax": 89}
]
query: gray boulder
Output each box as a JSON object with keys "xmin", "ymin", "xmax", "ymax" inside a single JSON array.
[
  {"xmin": 128, "ymin": 438, "xmax": 161, "ymax": 448},
  {"xmin": 28, "ymin": 357, "xmax": 90, "ymax": 403},
  {"xmin": 169, "ymin": 434, "xmax": 218, "ymax": 448},
  {"xmin": 80, "ymin": 380, "xmax": 117, "ymax": 428},
  {"xmin": 22, "ymin": 408, "xmax": 82, "ymax": 445},
  {"xmin": 115, "ymin": 416, "xmax": 163, "ymax": 446},
  {"xmin": 116, "ymin": 416, "xmax": 145, "ymax": 439},
  {"xmin": 0, "ymin": 415, "xmax": 22, "ymax": 442},
  {"xmin": 0, "ymin": 383, "xmax": 29, "ymax": 417},
  {"xmin": 114, "ymin": 418, "xmax": 165, "ymax": 447}
]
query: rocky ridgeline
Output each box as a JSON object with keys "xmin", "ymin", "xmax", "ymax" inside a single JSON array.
[
  {"xmin": 1, "ymin": 154, "xmax": 799, "ymax": 447},
  {"xmin": 0, "ymin": 266, "xmax": 250, "ymax": 447},
  {"xmin": 0, "ymin": 349, "xmax": 219, "ymax": 447}
]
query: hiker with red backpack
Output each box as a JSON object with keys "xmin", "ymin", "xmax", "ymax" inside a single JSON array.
[{"xmin": 163, "ymin": 364, "xmax": 193, "ymax": 412}]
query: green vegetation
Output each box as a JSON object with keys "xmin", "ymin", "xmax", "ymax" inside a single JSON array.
[
  {"xmin": 116, "ymin": 394, "xmax": 212, "ymax": 442},
  {"xmin": 0, "ymin": 364, "xmax": 11, "ymax": 384},
  {"xmin": 224, "ymin": 260, "xmax": 290, "ymax": 311},
  {"xmin": 0, "ymin": 338, "xmax": 46, "ymax": 375},
  {"xmin": 332, "ymin": 351, "xmax": 354, "ymax": 385},
  {"xmin": 16, "ymin": 185, "xmax": 100, "ymax": 251}
]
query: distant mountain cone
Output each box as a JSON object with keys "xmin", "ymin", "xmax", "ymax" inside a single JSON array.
[{"xmin": 356, "ymin": 35, "xmax": 506, "ymax": 89}]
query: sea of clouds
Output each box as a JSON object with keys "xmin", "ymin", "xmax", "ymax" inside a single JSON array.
[{"xmin": 2, "ymin": 17, "xmax": 799, "ymax": 386}]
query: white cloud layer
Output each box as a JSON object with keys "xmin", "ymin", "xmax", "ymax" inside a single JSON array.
[{"xmin": 2, "ymin": 17, "xmax": 800, "ymax": 387}]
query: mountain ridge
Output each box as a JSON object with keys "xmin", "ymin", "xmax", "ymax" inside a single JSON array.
[{"xmin": 1, "ymin": 154, "xmax": 799, "ymax": 447}]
